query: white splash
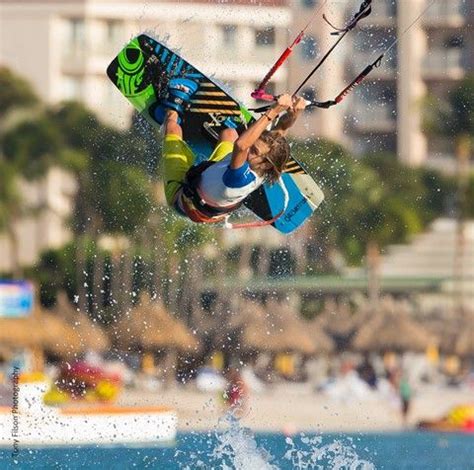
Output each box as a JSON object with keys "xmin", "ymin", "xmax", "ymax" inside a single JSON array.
[
  {"xmin": 211, "ymin": 413, "xmax": 277, "ymax": 470},
  {"xmin": 182, "ymin": 412, "xmax": 375, "ymax": 470},
  {"xmin": 284, "ymin": 435, "xmax": 376, "ymax": 470}
]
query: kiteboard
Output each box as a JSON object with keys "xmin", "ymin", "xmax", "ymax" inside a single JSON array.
[{"xmin": 106, "ymin": 34, "xmax": 324, "ymax": 234}]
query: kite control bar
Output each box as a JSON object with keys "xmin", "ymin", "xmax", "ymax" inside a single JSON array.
[
  {"xmin": 250, "ymin": 0, "xmax": 372, "ymax": 107},
  {"xmin": 251, "ymin": 0, "xmax": 328, "ymax": 102},
  {"xmin": 250, "ymin": 0, "xmax": 436, "ymax": 114}
]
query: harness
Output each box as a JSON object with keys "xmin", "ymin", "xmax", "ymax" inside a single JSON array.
[
  {"xmin": 176, "ymin": 161, "xmax": 242, "ymax": 224},
  {"xmin": 173, "ymin": 161, "xmax": 290, "ymax": 229}
]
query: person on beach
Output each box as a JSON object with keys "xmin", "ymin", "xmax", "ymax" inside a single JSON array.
[
  {"xmin": 398, "ymin": 373, "xmax": 412, "ymax": 426},
  {"xmin": 154, "ymin": 78, "xmax": 307, "ymax": 224},
  {"xmin": 223, "ymin": 368, "xmax": 248, "ymax": 415}
]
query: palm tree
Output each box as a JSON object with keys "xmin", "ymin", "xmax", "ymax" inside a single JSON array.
[
  {"xmin": 0, "ymin": 67, "xmax": 40, "ymax": 276},
  {"xmin": 0, "ymin": 66, "xmax": 38, "ymax": 122},
  {"xmin": 45, "ymin": 101, "xmax": 156, "ymax": 316},
  {"xmin": 0, "ymin": 161, "xmax": 22, "ymax": 277},
  {"xmin": 292, "ymin": 139, "xmax": 429, "ymax": 269}
]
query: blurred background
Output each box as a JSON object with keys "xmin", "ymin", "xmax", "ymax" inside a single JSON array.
[{"xmin": 0, "ymin": 0, "xmax": 473, "ymax": 458}]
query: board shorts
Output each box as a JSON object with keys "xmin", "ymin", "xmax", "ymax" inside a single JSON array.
[{"xmin": 163, "ymin": 134, "xmax": 234, "ymax": 207}]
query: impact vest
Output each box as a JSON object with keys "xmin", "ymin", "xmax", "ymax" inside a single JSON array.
[{"xmin": 178, "ymin": 161, "xmax": 242, "ymax": 224}]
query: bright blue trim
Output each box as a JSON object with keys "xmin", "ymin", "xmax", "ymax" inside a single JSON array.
[
  {"xmin": 166, "ymin": 55, "xmax": 176, "ymax": 73},
  {"xmin": 184, "ymin": 72, "xmax": 204, "ymax": 78},
  {"xmin": 223, "ymin": 162, "xmax": 256, "ymax": 188},
  {"xmin": 265, "ymin": 174, "xmax": 312, "ymax": 233}
]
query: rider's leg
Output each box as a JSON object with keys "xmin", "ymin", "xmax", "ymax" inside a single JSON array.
[
  {"xmin": 162, "ymin": 109, "xmax": 196, "ymax": 208},
  {"xmin": 164, "ymin": 109, "xmax": 182, "ymax": 139},
  {"xmin": 208, "ymin": 128, "xmax": 239, "ymax": 163},
  {"xmin": 218, "ymin": 128, "xmax": 238, "ymax": 144}
]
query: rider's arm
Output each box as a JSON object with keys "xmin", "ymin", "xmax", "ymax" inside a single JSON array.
[
  {"xmin": 229, "ymin": 94, "xmax": 292, "ymax": 170},
  {"xmin": 272, "ymin": 96, "xmax": 308, "ymax": 136}
]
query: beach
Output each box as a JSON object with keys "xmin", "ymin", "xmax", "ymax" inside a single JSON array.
[{"xmin": 118, "ymin": 383, "xmax": 473, "ymax": 433}]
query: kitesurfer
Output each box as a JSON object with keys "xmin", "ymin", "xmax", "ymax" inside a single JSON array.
[{"xmin": 157, "ymin": 78, "xmax": 307, "ymax": 224}]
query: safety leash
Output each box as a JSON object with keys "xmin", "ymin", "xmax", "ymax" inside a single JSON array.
[{"xmin": 224, "ymin": 176, "xmax": 290, "ymax": 230}]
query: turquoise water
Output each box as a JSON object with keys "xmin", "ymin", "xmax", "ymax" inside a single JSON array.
[{"xmin": 1, "ymin": 432, "xmax": 472, "ymax": 469}]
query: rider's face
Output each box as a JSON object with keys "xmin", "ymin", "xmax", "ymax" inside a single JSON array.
[
  {"xmin": 249, "ymin": 139, "xmax": 270, "ymax": 159},
  {"xmin": 248, "ymin": 140, "xmax": 273, "ymax": 174}
]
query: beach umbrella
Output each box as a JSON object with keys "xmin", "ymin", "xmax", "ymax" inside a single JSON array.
[
  {"xmin": 0, "ymin": 344, "xmax": 13, "ymax": 361},
  {"xmin": 316, "ymin": 299, "xmax": 355, "ymax": 336},
  {"xmin": 0, "ymin": 317, "xmax": 45, "ymax": 348},
  {"xmin": 112, "ymin": 293, "xmax": 199, "ymax": 353},
  {"xmin": 202, "ymin": 297, "xmax": 323, "ymax": 356},
  {"xmin": 304, "ymin": 319, "xmax": 335, "ymax": 355},
  {"xmin": 256, "ymin": 299, "xmax": 317, "ymax": 356},
  {"xmin": 422, "ymin": 313, "xmax": 461, "ymax": 355},
  {"xmin": 0, "ymin": 307, "xmax": 82, "ymax": 357},
  {"xmin": 351, "ymin": 305, "xmax": 436, "ymax": 354},
  {"xmin": 229, "ymin": 298, "xmax": 276, "ymax": 352},
  {"xmin": 35, "ymin": 309, "xmax": 83, "ymax": 357},
  {"xmin": 315, "ymin": 299, "xmax": 367, "ymax": 351},
  {"xmin": 53, "ymin": 291, "xmax": 110, "ymax": 352},
  {"xmin": 219, "ymin": 298, "xmax": 295, "ymax": 354}
]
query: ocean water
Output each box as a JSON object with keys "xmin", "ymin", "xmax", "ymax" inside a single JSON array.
[{"xmin": 1, "ymin": 430, "xmax": 472, "ymax": 470}]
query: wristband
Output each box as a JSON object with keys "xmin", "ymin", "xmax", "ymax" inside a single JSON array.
[{"xmin": 263, "ymin": 112, "xmax": 273, "ymax": 121}]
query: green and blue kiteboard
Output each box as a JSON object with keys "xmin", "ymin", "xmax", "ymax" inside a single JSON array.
[{"xmin": 106, "ymin": 34, "xmax": 324, "ymax": 234}]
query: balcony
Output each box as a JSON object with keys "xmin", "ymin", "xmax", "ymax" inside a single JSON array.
[
  {"xmin": 423, "ymin": 49, "xmax": 466, "ymax": 80},
  {"xmin": 423, "ymin": 0, "xmax": 466, "ymax": 28},
  {"xmin": 355, "ymin": 0, "xmax": 396, "ymax": 29}
]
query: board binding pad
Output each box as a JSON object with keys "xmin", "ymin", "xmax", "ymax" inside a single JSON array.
[{"xmin": 106, "ymin": 34, "xmax": 324, "ymax": 234}]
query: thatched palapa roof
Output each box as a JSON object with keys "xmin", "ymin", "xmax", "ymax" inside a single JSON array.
[
  {"xmin": 112, "ymin": 293, "xmax": 199, "ymax": 352},
  {"xmin": 351, "ymin": 299, "xmax": 436, "ymax": 353},
  {"xmin": 314, "ymin": 299, "xmax": 368, "ymax": 352},
  {"xmin": 422, "ymin": 313, "xmax": 461, "ymax": 355},
  {"xmin": 53, "ymin": 291, "xmax": 110, "ymax": 352},
  {"xmin": 0, "ymin": 307, "xmax": 83, "ymax": 357},
  {"xmin": 303, "ymin": 319, "xmax": 335, "ymax": 355},
  {"xmin": 202, "ymin": 297, "xmax": 331, "ymax": 356},
  {"xmin": 244, "ymin": 299, "xmax": 317, "ymax": 355}
]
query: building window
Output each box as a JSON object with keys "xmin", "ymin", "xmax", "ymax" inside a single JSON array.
[
  {"xmin": 62, "ymin": 76, "xmax": 83, "ymax": 101},
  {"xmin": 300, "ymin": 35, "xmax": 318, "ymax": 60},
  {"xmin": 67, "ymin": 19, "xmax": 85, "ymax": 47},
  {"xmin": 222, "ymin": 25, "xmax": 237, "ymax": 46},
  {"xmin": 255, "ymin": 27, "xmax": 275, "ymax": 47},
  {"xmin": 106, "ymin": 20, "xmax": 123, "ymax": 43}
]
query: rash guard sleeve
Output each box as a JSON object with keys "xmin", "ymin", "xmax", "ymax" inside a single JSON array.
[{"xmin": 222, "ymin": 162, "xmax": 257, "ymax": 188}]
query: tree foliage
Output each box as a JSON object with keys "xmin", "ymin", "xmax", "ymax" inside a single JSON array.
[
  {"xmin": 292, "ymin": 139, "xmax": 455, "ymax": 265},
  {"xmin": 0, "ymin": 160, "xmax": 20, "ymax": 231},
  {"xmin": 447, "ymin": 75, "xmax": 474, "ymax": 137},
  {"xmin": 423, "ymin": 75, "xmax": 474, "ymax": 139},
  {"xmin": 2, "ymin": 117, "xmax": 65, "ymax": 179},
  {"xmin": 0, "ymin": 66, "xmax": 39, "ymax": 120}
]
